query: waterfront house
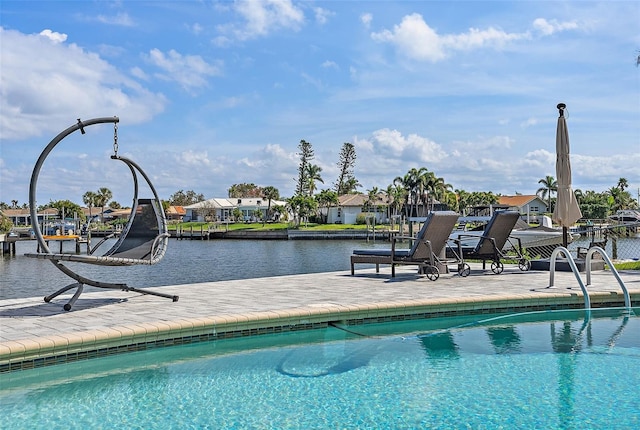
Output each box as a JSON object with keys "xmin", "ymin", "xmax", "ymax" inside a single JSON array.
[
  {"xmin": 184, "ymin": 198, "xmax": 289, "ymax": 222},
  {"xmin": 184, "ymin": 198, "xmax": 236, "ymax": 222},
  {"xmin": 498, "ymin": 195, "xmax": 549, "ymax": 224},
  {"xmin": 325, "ymin": 194, "xmax": 391, "ymax": 225},
  {"xmin": 232, "ymin": 197, "xmax": 288, "ymax": 222},
  {"xmin": 2, "ymin": 208, "xmax": 58, "ymax": 227},
  {"xmin": 165, "ymin": 205, "xmax": 186, "ymax": 221}
]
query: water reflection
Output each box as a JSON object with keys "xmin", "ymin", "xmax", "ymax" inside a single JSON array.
[
  {"xmin": 419, "ymin": 331, "xmax": 460, "ymax": 360},
  {"xmin": 1, "ymin": 239, "xmax": 390, "ymax": 300},
  {"xmin": 486, "ymin": 326, "xmax": 521, "ymax": 353}
]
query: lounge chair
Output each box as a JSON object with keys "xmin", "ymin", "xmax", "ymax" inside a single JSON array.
[
  {"xmin": 452, "ymin": 210, "xmax": 531, "ymax": 274},
  {"xmin": 350, "ymin": 211, "xmax": 463, "ymax": 280}
]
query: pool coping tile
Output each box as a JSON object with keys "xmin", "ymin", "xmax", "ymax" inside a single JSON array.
[{"xmin": 1, "ymin": 267, "xmax": 638, "ymax": 372}]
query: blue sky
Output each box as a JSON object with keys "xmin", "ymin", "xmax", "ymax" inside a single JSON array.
[{"xmin": 1, "ymin": 0, "xmax": 639, "ymax": 207}]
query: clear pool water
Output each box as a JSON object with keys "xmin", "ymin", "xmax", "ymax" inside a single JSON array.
[{"xmin": 1, "ymin": 308, "xmax": 638, "ymax": 429}]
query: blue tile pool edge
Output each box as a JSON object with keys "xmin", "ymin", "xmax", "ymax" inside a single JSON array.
[{"xmin": 1, "ymin": 291, "xmax": 637, "ymax": 373}]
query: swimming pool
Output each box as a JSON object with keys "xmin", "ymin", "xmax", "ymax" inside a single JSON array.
[{"xmin": 1, "ymin": 308, "xmax": 638, "ymax": 429}]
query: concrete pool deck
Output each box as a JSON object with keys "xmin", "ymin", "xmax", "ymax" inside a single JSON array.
[{"xmin": 1, "ymin": 263, "xmax": 639, "ymax": 372}]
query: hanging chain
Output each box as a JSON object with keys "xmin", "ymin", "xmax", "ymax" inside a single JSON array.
[{"xmin": 113, "ymin": 122, "xmax": 119, "ymax": 156}]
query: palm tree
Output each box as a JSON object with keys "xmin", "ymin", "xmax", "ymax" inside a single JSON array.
[
  {"xmin": 343, "ymin": 177, "xmax": 362, "ymax": 194},
  {"xmin": 95, "ymin": 187, "xmax": 113, "ymax": 223},
  {"xmin": 385, "ymin": 184, "xmax": 406, "ymax": 221},
  {"xmin": 617, "ymin": 177, "xmax": 629, "ymax": 191},
  {"xmin": 315, "ymin": 189, "xmax": 338, "ymax": 223},
  {"xmin": 573, "ymin": 188, "xmax": 583, "ymax": 204},
  {"xmin": 305, "ymin": 164, "xmax": 324, "ymax": 196},
  {"xmin": 261, "ymin": 186, "xmax": 280, "ymax": 226},
  {"xmin": 393, "ymin": 174, "xmax": 412, "ymax": 218},
  {"xmin": 365, "ymin": 187, "xmax": 379, "ymax": 212},
  {"xmin": 82, "ymin": 191, "xmax": 98, "ymax": 223},
  {"xmin": 415, "ymin": 168, "xmax": 433, "ymax": 216},
  {"xmin": 537, "ymin": 175, "xmax": 557, "ymax": 213}
]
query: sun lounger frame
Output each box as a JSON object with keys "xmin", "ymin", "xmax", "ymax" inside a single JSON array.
[{"xmin": 25, "ymin": 117, "xmax": 178, "ymax": 310}]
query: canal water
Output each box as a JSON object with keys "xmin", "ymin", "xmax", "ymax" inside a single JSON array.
[
  {"xmin": 2, "ymin": 236, "xmax": 638, "ymax": 300},
  {"xmin": 0, "ymin": 238, "xmax": 393, "ymax": 300}
]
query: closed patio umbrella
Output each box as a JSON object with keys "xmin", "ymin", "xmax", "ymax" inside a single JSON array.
[{"xmin": 552, "ymin": 103, "xmax": 582, "ymax": 247}]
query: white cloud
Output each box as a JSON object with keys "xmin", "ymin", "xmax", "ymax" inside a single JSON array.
[
  {"xmin": 189, "ymin": 23, "xmax": 204, "ymax": 35},
  {"xmin": 361, "ymin": 13, "xmax": 372, "ymax": 28},
  {"xmin": 222, "ymin": 0, "xmax": 305, "ymax": 41},
  {"xmin": 521, "ymin": 117, "xmax": 538, "ymax": 128},
  {"xmin": 39, "ymin": 29, "xmax": 67, "ymax": 43},
  {"xmin": 533, "ymin": 18, "xmax": 578, "ymax": 36},
  {"xmin": 370, "ymin": 128, "xmax": 448, "ymax": 163},
  {"xmin": 371, "ymin": 13, "xmax": 530, "ymax": 62},
  {"xmin": 314, "ymin": 7, "xmax": 334, "ymax": 25},
  {"xmin": 146, "ymin": 48, "xmax": 223, "ymax": 92},
  {"xmin": 96, "ymin": 12, "xmax": 134, "ymax": 27},
  {"xmin": 0, "ymin": 27, "xmax": 167, "ymax": 141},
  {"xmin": 180, "ymin": 150, "xmax": 210, "ymax": 166},
  {"xmin": 321, "ymin": 60, "xmax": 339, "ymax": 70},
  {"xmin": 130, "ymin": 66, "xmax": 148, "ymax": 80},
  {"xmin": 442, "ymin": 26, "xmax": 529, "ymax": 50},
  {"xmin": 371, "ymin": 14, "xmax": 445, "ymax": 62}
]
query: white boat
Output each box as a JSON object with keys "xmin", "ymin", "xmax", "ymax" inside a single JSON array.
[
  {"xmin": 608, "ymin": 210, "xmax": 640, "ymax": 223},
  {"xmin": 450, "ymin": 215, "xmax": 577, "ymax": 257}
]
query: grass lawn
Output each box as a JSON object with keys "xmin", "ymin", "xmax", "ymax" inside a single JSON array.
[{"xmin": 168, "ymin": 222, "xmax": 374, "ymax": 232}]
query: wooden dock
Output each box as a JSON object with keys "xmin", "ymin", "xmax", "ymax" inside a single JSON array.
[{"xmin": 0, "ymin": 234, "xmax": 18, "ymax": 256}]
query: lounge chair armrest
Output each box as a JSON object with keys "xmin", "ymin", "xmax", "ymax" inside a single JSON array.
[
  {"xmin": 455, "ymin": 233, "xmax": 486, "ymax": 240},
  {"xmin": 392, "ymin": 234, "xmax": 418, "ymax": 241},
  {"xmin": 507, "ymin": 235, "xmax": 524, "ymax": 251}
]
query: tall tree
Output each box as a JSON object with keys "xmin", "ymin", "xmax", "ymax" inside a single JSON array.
[
  {"xmin": 168, "ymin": 190, "xmax": 204, "ymax": 206},
  {"xmin": 261, "ymin": 186, "xmax": 280, "ymax": 226},
  {"xmin": 82, "ymin": 191, "xmax": 98, "ymax": 222},
  {"xmin": 393, "ymin": 173, "xmax": 413, "ymax": 218},
  {"xmin": 49, "ymin": 200, "xmax": 86, "ymax": 223},
  {"xmin": 306, "ymin": 164, "xmax": 324, "ymax": 196},
  {"xmin": 334, "ymin": 142, "xmax": 357, "ymax": 195},
  {"xmin": 365, "ymin": 187, "xmax": 380, "ymax": 213},
  {"xmin": 385, "ymin": 184, "xmax": 406, "ymax": 220},
  {"xmin": 343, "ymin": 177, "xmax": 362, "ymax": 194},
  {"xmin": 295, "ymin": 139, "xmax": 314, "ymax": 196},
  {"xmin": 95, "ymin": 187, "xmax": 113, "ymax": 223},
  {"xmin": 315, "ymin": 189, "xmax": 338, "ymax": 223},
  {"xmin": 228, "ymin": 183, "xmax": 263, "ymax": 198},
  {"xmin": 293, "ymin": 139, "xmax": 315, "ymax": 223},
  {"xmin": 617, "ymin": 177, "xmax": 629, "ymax": 191},
  {"xmin": 537, "ymin": 175, "xmax": 557, "ymax": 213}
]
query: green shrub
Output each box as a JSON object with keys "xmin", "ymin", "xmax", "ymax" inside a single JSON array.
[{"xmin": 0, "ymin": 213, "xmax": 14, "ymax": 234}]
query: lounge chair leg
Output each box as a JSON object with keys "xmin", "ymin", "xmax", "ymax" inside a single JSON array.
[
  {"xmin": 64, "ymin": 283, "xmax": 84, "ymax": 311},
  {"xmin": 126, "ymin": 286, "xmax": 179, "ymax": 302},
  {"xmin": 44, "ymin": 282, "xmax": 83, "ymax": 304}
]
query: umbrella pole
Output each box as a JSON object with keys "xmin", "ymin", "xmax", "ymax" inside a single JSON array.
[{"xmin": 562, "ymin": 226, "xmax": 568, "ymax": 248}]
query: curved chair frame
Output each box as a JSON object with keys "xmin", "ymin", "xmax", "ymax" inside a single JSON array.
[{"xmin": 26, "ymin": 117, "xmax": 178, "ymax": 310}]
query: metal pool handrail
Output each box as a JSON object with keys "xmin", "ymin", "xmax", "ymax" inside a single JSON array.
[
  {"xmin": 548, "ymin": 246, "xmax": 631, "ymax": 311},
  {"xmin": 585, "ymin": 246, "xmax": 631, "ymax": 309},
  {"xmin": 548, "ymin": 246, "xmax": 590, "ymax": 309}
]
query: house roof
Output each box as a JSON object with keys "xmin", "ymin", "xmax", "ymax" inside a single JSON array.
[
  {"xmin": 166, "ymin": 205, "xmax": 186, "ymax": 215},
  {"xmin": 338, "ymin": 193, "xmax": 391, "ymax": 207},
  {"xmin": 103, "ymin": 208, "xmax": 131, "ymax": 218},
  {"xmin": 185, "ymin": 198, "xmax": 287, "ymax": 209},
  {"xmin": 231, "ymin": 197, "xmax": 287, "ymax": 207},
  {"xmin": 1, "ymin": 208, "xmax": 58, "ymax": 216},
  {"xmin": 184, "ymin": 198, "xmax": 236, "ymax": 209},
  {"xmin": 498, "ymin": 195, "xmax": 542, "ymax": 208}
]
